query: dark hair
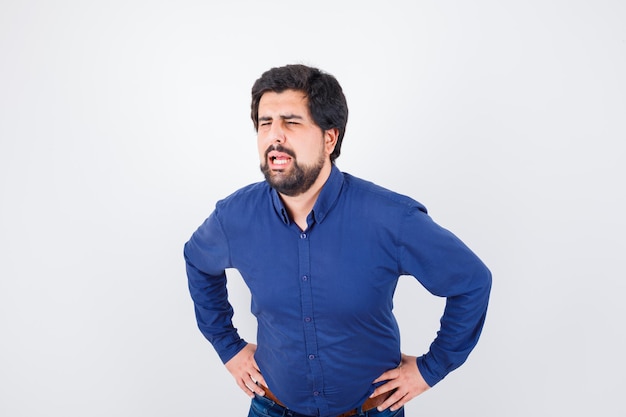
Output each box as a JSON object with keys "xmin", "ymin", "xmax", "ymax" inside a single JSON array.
[{"xmin": 251, "ymin": 64, "xmax": 348, "ymax": 163}]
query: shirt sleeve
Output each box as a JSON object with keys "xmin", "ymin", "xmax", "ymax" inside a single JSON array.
[
  {"xmin": 398, "ymin": 205, "xmax": 492, "ymax": 387},
  {"xmin": 184, "ymin": 209, "xmax": 247, "ymax": 364}
]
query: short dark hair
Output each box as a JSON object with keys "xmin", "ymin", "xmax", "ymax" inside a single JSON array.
[{"xmin": 251, "ymin": 64, "xmax": 348, "ymax": 163}]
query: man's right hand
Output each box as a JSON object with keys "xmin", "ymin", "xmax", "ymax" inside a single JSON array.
[{"xmin": 224, "ymin": 343, "xmax": 267, "ymax": 398}]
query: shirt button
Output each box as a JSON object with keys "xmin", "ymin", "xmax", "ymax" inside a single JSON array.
[
  {"xmin": 313, "ymin": 391, "xmax": 320, "ymax": 396},
  {"xmin": 300, "ymin": 233, "xmax": 307, "ymax": 239},
  {"xmin": 308, "ymin": 354, "xmax": 315, "ymax": 360},
  {"xmin": 304, "ymin": 317, "xmax": 311, "ymax": 322},
  {"xmin": 302, "ymin": 275, "xmax": 308, "ymax": 281}
]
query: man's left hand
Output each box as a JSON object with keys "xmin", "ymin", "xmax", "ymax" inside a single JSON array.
[{"xmin": 371, "ymin": 353, "xmax": 430, "ymax": 412}]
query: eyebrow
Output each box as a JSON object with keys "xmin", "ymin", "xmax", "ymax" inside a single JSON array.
[{"xmin": 259, "ymin": 114, "xmax": 305, "ymax": 122}]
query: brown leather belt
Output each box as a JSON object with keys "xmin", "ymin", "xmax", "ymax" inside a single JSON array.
[{"xmin": 260, "ymin": 384, "xmax": 390, "ymax": 417}]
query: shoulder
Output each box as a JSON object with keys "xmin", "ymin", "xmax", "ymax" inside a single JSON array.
[
  {"xmin": 192, "ymin": 181, "xmax": 272, "ymax": 239},
  {"xmin": 341, "ymin": 172, "xmax": 428, "ymax": 215},
  {"xmin": 215, "ymin": 181, "xmax": 270, "ymax": 213}
]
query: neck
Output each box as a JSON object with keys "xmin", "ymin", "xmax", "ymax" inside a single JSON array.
[{"xmin": 280, "ymin": 162, "xmax": 332, "ymax": 231}]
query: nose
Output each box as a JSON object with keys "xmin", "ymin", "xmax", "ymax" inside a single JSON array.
[{"xmin": 268, "ymin": 121, "xmax": 286, "ymax": 144}]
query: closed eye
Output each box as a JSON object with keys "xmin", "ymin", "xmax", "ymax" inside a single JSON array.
[{"xmin": 281, "ymin": 114, "xmax": 304, "ymax": 124}]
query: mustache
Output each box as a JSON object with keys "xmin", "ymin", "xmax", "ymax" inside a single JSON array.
[{"xmin": 265, "ymin": 144, "xmax": 296, "ymax": 159}]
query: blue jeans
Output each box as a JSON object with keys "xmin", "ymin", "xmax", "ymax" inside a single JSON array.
[{"xmin": 247, "ymin": 394, "xmax": 405, "ymax": 417}]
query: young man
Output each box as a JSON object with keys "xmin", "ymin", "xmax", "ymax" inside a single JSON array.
[{"xmin": 184, "ymin": 64, "xmax": 491, "ymax": 417}]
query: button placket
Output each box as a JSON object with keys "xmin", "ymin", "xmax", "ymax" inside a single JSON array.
[{"xmin": 297, "ymin": 230, "xmax": 326, "ymax": 411}]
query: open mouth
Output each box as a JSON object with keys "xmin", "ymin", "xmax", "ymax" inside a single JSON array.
[
  {"xmin": 270, "ymin": 155, "xmax": 290, "ymax": 165},
  {"xmin": 268, "ymin": 150, "xmax": 293, "ymax": 168}
]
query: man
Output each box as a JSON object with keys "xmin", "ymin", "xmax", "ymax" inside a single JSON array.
[{"xmin": 184, "ymin": 64, "xmax": 491, "ymax": 417}]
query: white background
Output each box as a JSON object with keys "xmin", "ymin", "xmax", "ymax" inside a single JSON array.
[{"xmin": 1, "ymin": 1, "xmax": 625, "ymax": 416}]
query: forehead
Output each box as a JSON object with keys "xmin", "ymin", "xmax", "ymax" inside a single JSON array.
[{"xmin": 258, "ymin": 89, "xmax": 309, "ymax": 115}]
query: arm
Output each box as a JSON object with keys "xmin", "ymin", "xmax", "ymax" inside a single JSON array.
[
  {"xmin": 184, "ymin": 211, "xmax": 248, "ymax": 365},
  {"xmin": 185, "ymin": 209, "xmax": 269, "ymax": 398},
  {"xmin": 373, "ymin": 205, "xmax": 492, "ymax": 410}
]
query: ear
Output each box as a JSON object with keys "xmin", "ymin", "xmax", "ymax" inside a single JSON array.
[{"xmin": 324, "ymin": 128, "xmax": 339, "ymax": 156}]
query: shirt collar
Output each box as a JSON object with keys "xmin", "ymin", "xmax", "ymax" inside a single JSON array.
[
  {"xmin": 270, "ymin": 164, "xmax": 344, "ymax": 226},
  {"xmin": 270, "ymin": 187, "xmax": 291, "ymax": 225},
  {"xmin": 311, "ymin": 164, "xmax": 343, "ymax": 225}
]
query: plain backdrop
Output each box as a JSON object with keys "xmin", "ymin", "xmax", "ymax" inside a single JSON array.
[{"xmin": 1, "ymin": 1, "xmax": 625, "ymax": 416}]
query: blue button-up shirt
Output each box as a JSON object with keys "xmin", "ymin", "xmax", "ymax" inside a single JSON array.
[{"xmin": 185, "ymin": 165, "xmax": 491, "ymax": 417}]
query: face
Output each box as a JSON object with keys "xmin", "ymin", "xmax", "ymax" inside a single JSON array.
[{"xmin": 257, "ymin": 89, "xmax": 337, "ymax": 196}]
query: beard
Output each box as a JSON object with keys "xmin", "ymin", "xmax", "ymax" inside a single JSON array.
[{"xmin": 260, "ymin": 144, "xmax": 326, "ymax": 197}]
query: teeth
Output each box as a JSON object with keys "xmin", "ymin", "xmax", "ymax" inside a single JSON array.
[{"xmin": 274, "ymin": 158, "xmax": 288, "ymax": 165}]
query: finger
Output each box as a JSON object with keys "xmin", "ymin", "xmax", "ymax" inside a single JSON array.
[
  {"xmin": 390, "ymin": 391, "xmax": 416, "ymax": 412},
  {"xmin": 255, "ymin": 373, "xmax": 267, "ymax": 388},
  {"xmin": 250, "ymin": 359, "xmax": 266, "ymax": 386},
  {"xmin": 372, "ymin": 368, "xmax": 398, "ymax": 384},
  {"xmin": 378, "ymin": 390, "xmax": 407, "ymax": 412},
  {"xmin": 246, "ymin": 367, "xmax": 266, "ymax": 391},
  {"xmin": 243, "ymin": 370, "xmax": 267, "ymax": 396},
  {"xmin": 370, "ymin": 384, "xmax": 394, "ymax": 399},
  {"xmin": 370, "ymin": 378, "xmax": 399, "ymax": 398},
  {"xmin": 236, "ymin": 366, "xmax": 265, "ymax": 398},
  {"xmin": 248, "ymin": 368, "xmax": 263, "ymax": 384},
  {"xmin": 237, "ymin": 378, "xmax": 256, "ymax": 398},
  {"xmin": 247, "ymin": 381, "xmax": 266, "ymax": 397},
  {"xmin": 244, "ymin": 380, "xmax": 265, "ymax": 396}
]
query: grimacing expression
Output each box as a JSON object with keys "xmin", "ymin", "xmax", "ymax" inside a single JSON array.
[{"xmin": 257, "ymin": 90, "xmax": 335, "ymax": 196}]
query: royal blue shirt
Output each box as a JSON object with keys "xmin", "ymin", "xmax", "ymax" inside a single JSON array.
[{"xmin": 184, "ymin": 165, "xmax": 491, "ymax": 417}]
